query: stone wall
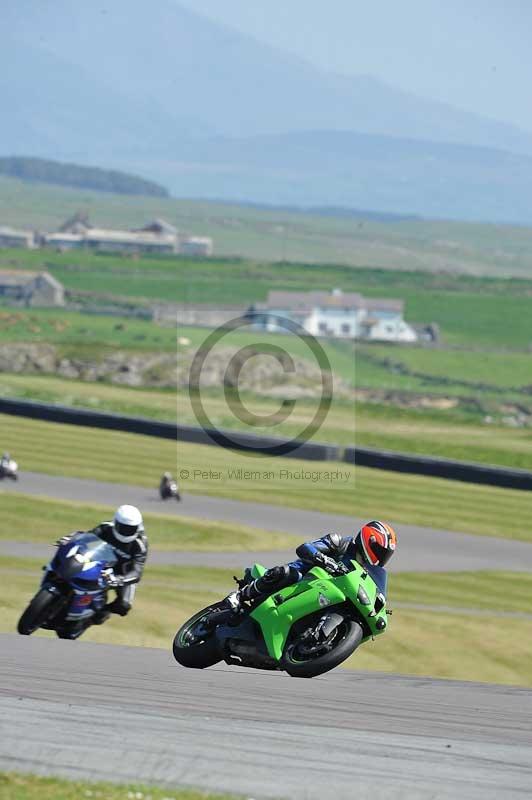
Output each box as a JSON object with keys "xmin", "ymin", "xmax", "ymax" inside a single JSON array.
[{"xmin": 153, "ymin": 303, "xmax": 249, "ymax": 328}]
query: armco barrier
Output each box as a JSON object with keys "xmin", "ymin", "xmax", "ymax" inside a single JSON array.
[
  {"xmin": 345, "ymin": 446, "xmax": 532, "ymax": 491},
  {"xmin": 2, "ymin": 397, "xmax": 532, "ymax": 488},
  {"xmin": 0, "ymin": 398, "xmax": 338, "ymax": 462}
]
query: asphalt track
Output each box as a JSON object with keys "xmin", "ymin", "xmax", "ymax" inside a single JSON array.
[
  {"xmin": 2, "ymin": 471, "xmax": 532, "ymax": 572},
  {"xmin": 1, "ymin": 635, "xmax": 531, "ymax": 800}
]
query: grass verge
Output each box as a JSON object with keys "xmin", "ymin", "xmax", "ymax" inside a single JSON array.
[
  {"xmin": 5, "ymin": 371, "xmax": 532, "ymax": 469},
  {"xmin": 2, "ymin": 559, "xmax": 531, "ymax": 685},
  {"xmin": 346, "ymin": 608, "xmax": 532, "ymax": 686},
  {"xmin": 0, "ymin": 772, "xmax": 239, "ymax": 800},
  {"xmin": 2, "ymin": 415, "xmax": 532, "ymax": 541},
  {"xmin": 0, "ymin": 493, "xmax": 294, "ymax": 551}
]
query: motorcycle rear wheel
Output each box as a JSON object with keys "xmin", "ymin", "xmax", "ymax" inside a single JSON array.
[
  {"xmin": 17, "ymin": 589, "xmax": 63, "ymax": 636},
  {"xmin": 282, "ymin": 618, "xmax": 363, "ymax": 678},
  {"xmin": 173, "ymin": 604, "xmax": 223, "ymax": 669}
]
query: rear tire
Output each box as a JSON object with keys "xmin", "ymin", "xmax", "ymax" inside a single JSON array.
[
  {"xmin": 17, "ymin": 589, "xmax": 63, "ymax": 636},
  {"xmin": 172, "ymin": 604, "xmax": 222, "ymax": 669},
  {"xmin": 282, "ymin": 618, "xmax": 364, "ymax": 678}
]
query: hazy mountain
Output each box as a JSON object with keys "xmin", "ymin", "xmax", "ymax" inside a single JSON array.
[
  {"xmin": 127, "ymin": 130, "xmax": 532, "ymax": 224},
  {"xmin": 6, "ymin": 0, "xmax": 532, "ymax": 153},
  {"xmin": 3, "ymin": 0, "xmax": 532, "ymax": 222},
  {"xmin": 1, "ymin": 35, "xmax": 207, "ymax": 162}
]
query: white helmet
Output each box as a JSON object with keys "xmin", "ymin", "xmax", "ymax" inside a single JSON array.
[{"xmin": 113, "ymin": 505, "xmax": 144, "ymax": 543}]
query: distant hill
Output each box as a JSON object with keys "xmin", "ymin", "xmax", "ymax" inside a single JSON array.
[
  {"xmin": 4, "ymin": 0, "xmax": 532, "ymax": 222},
  {"xmin": 5, "ymin": 0, "xmax": 532, "ymax": 154},
  {"xmin": 138, "ymin": 129, "xmax": 532, "ymax": 224},
  {"xmin": 0, "ymin": 157, "xmax": 168, "ymax": 197}
]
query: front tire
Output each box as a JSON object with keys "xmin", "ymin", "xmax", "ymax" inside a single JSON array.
[
  {"xmin": 282, "ymin": 618, "xmax": 364, "ymax": 678},
  {"xmin": 17, "ymin": 589, "xmax": 63, "ymax": 636},
  {"xmin": 172, "ymin": 604, "xmax": 222, "ymax": 669}
]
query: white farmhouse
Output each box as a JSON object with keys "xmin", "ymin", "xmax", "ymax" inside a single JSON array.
[{"xmin": 252, "ymin": 289, "xmax": 417, "ymax": 342}]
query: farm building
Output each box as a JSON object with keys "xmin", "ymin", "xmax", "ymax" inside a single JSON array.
[
  {"xmin": 0, "ymin": 270, "xmax": 65, "ymax": 306},
  {"xmin": 43, "ymin": 232, "xmax": 84, "ymax": 251},
  {"xmin": 83, "ymin": 228, "xmax": 177, "ymax": 254},
  {"xmin": 44, "ymin": 215, "xmax": 178, "ymax": 254},
  {"xmin": 250, "ymin": 289, "xmax": 417, "ymax": 342},
  {"xmin": 134, "ymin": 218, "xmax": 178, "ymax": 236},
  {"xmin": 4, "ymin": 214, "xmax": 214, "ymax": 257},
  {"xmin": 0, "ymin": 226, "xmax": 36, "ymax": 249},
  {"xmin": 179, "ymin": 236, "xmax": 214, "ymax": 257}
]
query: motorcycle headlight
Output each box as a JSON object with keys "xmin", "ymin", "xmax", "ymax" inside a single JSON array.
[{"xmin": 357, "ymin": 585, "xmax": 371, "ymax": 605}]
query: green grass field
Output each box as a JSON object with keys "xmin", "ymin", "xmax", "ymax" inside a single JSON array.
[
  {"xmin": 3, "ymin": 175, "xmax": 532, "ymax": 277},
  {"xmin": 3, "ymin": 555, "xmax": 531, "ymax": 685},
  {"xmin": 2, "ymin": 415, "xmax": 532, "ymax": 541},
  {"xmin": 2, "ymin": 184, "xmax": 532, "ymax": 478},
  {"xmin": 0, "ymin": 493, "xmax": 294, "ymax": 551},
  {"xmin": 0, "ymin": 772, "xmax": 238, "ymax": 800},
  {"xmin": 3, "ymin": 372, "xmax": 532, "ymax": 469},
  {"xmin": 3, "ymin": 244, "xmax": 532, "ymax": 348},
  {"xmin": 0, "ymin": 307, "xmax": 175, "ymax": 354},
  {"xmin": 2, "ymin": 307, "xmax": 532, "ymax": 396}
]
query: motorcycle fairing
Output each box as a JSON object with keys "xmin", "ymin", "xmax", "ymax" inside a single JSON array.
[
  {"xmin": 48, "ymin": 533, "xmax": 117, "ymax": 621},
  {"xmin": 250, "ymin": 562, "xmax": 386, "ymax": 661},
  {"xmin": 249, "ymin": 561, "xmax": 388, "ymax": 661}
]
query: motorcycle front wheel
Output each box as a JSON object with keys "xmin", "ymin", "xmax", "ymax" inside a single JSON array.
[
  {"xmin": 172, "ymin": 604, "xmax": 223, "ymax": 669},
  {"xmin": 282, "ymin": 618, "xmax": 363, "ymax": 678},
  {"xmin": 17, "ymin": 589, "xmax": 63, "ymax": 636}
]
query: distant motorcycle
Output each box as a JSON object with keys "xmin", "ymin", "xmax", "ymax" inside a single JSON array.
[
  {"xmin": 160, "ymin": 474, "xmax": 181, "ymax": 502},
  {"xmin": 0, "ymin": 457, "xmax": 18, "ymax": 481},
  {"xmin": 17, "ymin": 532, "xmax": 118, "ymax": 638},
  {"xmin": 173, "ymin": 559, "xmax": 389, "ymax": 678}
]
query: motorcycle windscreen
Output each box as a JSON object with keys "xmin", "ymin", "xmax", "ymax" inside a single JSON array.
[
  {"xmin": 58, "ymin": 533, "xmax": 118, "ymax": 587},
  {"xmin": 62, "ymin": 533, "xmax": 118, "ymax": 566},
  {"xmin": 364, "ymin": 563, "xmax": 388, "ymax": 595}
]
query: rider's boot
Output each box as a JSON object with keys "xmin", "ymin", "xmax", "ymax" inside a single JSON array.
[
  {"xmin": 224, "ymin": 565, "xmax": 291, "ymax": 612},
  {"xmin": 91, "ymin": 609, "xmax": 111, "ymax": 625}
]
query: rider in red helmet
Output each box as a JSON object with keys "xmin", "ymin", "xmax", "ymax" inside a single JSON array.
[{"xmin": 226, "ymin": 520, "xmax": 397, "ymax": 610}]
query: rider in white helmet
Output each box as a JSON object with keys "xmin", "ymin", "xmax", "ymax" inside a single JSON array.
[
  {"xmin": 56, "ymin": 505, "xmax": 148, "ymax": 634},
  {"xmin": 88, "ymin": 505, "xmax": 148, "ymax": 617}
]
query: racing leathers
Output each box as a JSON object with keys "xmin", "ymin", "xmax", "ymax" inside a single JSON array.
[
  {"xmin": 87, "ymin": 522, "xmax": 148, "ymax": 616},
  {"xmin": 232, "ymin": 533, "xmax": 387, "ymax": 607}
]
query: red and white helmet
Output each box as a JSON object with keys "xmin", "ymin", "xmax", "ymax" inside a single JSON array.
[{"xmin": 354, "ymin": 520, "xmax": 397, "ymax": 568}]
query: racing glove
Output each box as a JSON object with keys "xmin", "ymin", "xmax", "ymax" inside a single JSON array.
[
  {"xmin": 55, "ymin": 531, "xmax": 82, "ymax": 546},
  {"xmin": 101, "ymin": 568, "xmax": 123, "ymax": 588},
  {"xmin": 314, "ymin": 553, "xmax": 343, "ymax": 574}
]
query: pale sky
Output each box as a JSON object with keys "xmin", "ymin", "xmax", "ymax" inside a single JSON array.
[{"xmin": 178, "ymin": 0, "xmax": 532, "ymax": 133}]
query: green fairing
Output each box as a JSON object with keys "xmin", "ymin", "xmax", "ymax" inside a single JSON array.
[{"xmin": 250, "ymin": 561, "xmax": 388, "ymax": 661}]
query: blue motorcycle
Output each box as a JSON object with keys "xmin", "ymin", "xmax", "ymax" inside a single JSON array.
[{"xmin": 17, "ymin": 532, "xmax": 118, "ymax": 638}]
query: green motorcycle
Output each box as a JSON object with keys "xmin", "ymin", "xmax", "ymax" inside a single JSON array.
[{"xmin": 173, "ymin": 560, "xmax": 390, "ymax": 678}]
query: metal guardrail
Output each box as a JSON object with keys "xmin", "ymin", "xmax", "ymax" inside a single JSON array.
[{"xmin": 1, "ymin": 397, "xmax": 531, "ymax": 490}]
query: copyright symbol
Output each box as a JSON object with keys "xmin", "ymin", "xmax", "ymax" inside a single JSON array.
[
  {"xmin": 179, "ymin": 469, "xmax": 190, "ymax": 480},
  {"xmin": 188, "ymin": 315, "xmax": 333, "ymax": 456}
]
